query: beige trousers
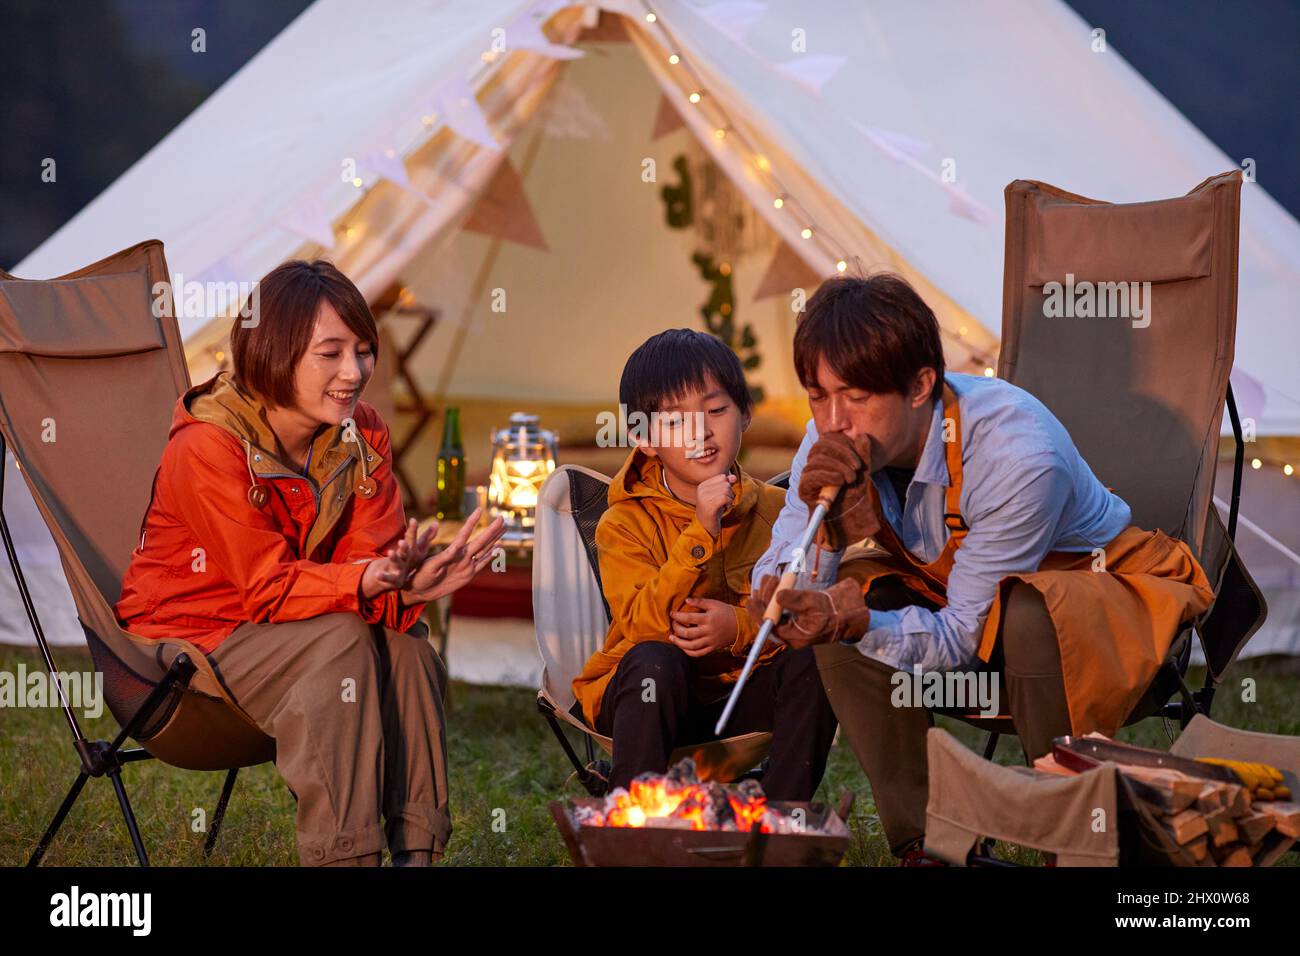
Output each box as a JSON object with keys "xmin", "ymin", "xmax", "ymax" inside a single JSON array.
[
  {"xmin": 815, "ymin": 580, "xmax": 1072, "ymax": 856},
  {"xmin": 207, "ymin": 612, "xmax": 451, "ymax": 866}
]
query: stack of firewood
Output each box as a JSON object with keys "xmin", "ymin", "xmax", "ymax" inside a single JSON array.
[{"xmin": 1035, "ymin": 751, "xmax": 1299, "ymax": 866}]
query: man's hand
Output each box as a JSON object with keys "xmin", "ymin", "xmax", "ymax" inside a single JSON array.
[
  {"xmin": 361, "ymin": 518, "xmax": 436, "ymax": 599},
  {"xmin": 669, "ymin": 597, "xmax": 739, "ymax": 657},
  {"xmin": 694, "ymin": 473, "xmax": 738, "ymax": 537},
  {"xmin": 768, "ymin": 578, "xmax": 871, "ymax": 650},
  {"xmin": 797, "ymin": 432, "xmax": 878, "ymax": 551}
]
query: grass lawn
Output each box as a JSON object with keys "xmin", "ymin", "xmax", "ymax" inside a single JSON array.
[{"xmin": 1, "ymin": 643, "xmax": 1296, "ymax": 866}]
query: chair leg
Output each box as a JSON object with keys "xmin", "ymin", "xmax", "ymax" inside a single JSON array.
[
  {"xmin": 107, "ymin": 767, "xmax": 149, "ymax": 866},
  {"xmin": 982, "ymin": 732, "xmax": 1000, "ymax": 761},
  {"xmin": 204, "ymin": 768, "xmax": 240, "ymax": 858},
  {"xmin": 27, "ymin": 771, "xmax": 90, "ymax": 867}
]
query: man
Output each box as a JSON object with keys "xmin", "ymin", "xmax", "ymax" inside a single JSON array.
[{"xmin": 751, "ymin": 273, "xmax": 1212, "ymax": 864}]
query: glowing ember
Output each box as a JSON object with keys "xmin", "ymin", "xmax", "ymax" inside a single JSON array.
[{"xmin": 571, "ymin": 759, "xmax": 813, "ymax": 834}]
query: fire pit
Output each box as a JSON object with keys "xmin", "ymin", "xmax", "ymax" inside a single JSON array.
[{"xmin": 550, "ymin": 759, "xmax": 854, "ymax": 867}]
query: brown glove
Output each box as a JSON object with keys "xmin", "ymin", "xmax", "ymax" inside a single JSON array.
[
  {"xmin": 771, "ymin": 578, "xmax": 871, "ymax": 649},
  {"xmin": 797, "ymin": 432, "xmax": 879, "ymax": 551}
]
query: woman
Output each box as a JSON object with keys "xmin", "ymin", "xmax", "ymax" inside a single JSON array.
[{"xmin": 115, "ymin": 259, "xmax": 505, "ymax": 866}]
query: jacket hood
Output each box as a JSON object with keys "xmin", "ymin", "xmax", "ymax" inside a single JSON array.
[
  {"xmin": 175, "ymin": 370, "xmax": 286, "ymax": 456},
  {"xmin": 607, "ymin": 447, "xmax": 760, "ymax": 526}
]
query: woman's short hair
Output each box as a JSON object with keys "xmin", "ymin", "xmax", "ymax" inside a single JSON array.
[
  {"xmin": 793, "ymin": 272, "xmax": 945, "ymax": 400},
  {"xmin": 230, "ymin": 259, "xmax": 379, "ymax": 408}
]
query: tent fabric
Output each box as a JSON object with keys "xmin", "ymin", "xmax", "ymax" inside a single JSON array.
[
  {"xmin": 12, "ymin": 1, "xmax": 1299, "ymax": 432},
  {"xmin": 4, "ymin": 0, "xmax": 1299, "ymax": 653}
]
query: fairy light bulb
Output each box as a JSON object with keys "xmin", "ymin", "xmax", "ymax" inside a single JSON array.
[
  {"xmin": 645, "ymin": 12, "xmax": 657, "ymax": 22},
  {"xmin": 668, "ymin": 53, "xmax": 680, "ymax": 64},
  {"xmin": 352, "ymin": 177, "xmax": 363, "ymax": 187},
  {"xmin": 714, "ymin": 128, "xmax": 726, "ymax": 140},
  {"xmin": 1286, "ymin": 464, "xmax": 1295, "ymax": 477},
  {"xmin": 836, "ymin": 260, "xmax": 847, "ymax": 272},
  {"xmin": 984, "ymin": 367, "xmax": 995, "ymax": 377},
  {"xmin": 773, "ymin": 197, "xmax": 784, "ymax": 209},
  {"xmin": 688, "ymin": 91, "xmax": 702, "ymax": 104},
  {"xmin": 800, "ymin": 227, "xmax": 813, "ymax": 239},
  {"xmin": 1251, "ymin": 458, "xmax": 1262, "ymax": 470}
]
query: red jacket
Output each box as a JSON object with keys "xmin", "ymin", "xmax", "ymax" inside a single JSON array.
[{"xmin": 115, "ymin": 371, "xmax": 425, "ymax": 652}]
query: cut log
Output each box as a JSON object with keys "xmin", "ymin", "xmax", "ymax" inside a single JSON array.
[
  {"xmin": 1204, "ymin": 807, "xmax": 1239, "ymax": 847},
  {"xmin": 1184, "ymin": 835, "xmax": 1209, "ymax": 862},
  {"xmin": 1237, "ymin": 811, "xmax": 1275, "ymax": 845},
  {"xmin": 1165, "ymin": 808, "xmax": 1209, "ymax": 844},
  {"xmin": 1211, "ymin": 842, "xmax": 1253, "ymax": 867},
  {"xmin": 1033, "ymin": 755, "xmax": 1077, "ymax": 777},
  {"xmin": 1120, "ymin": 767, "xmax": 1199, "ymax": 813},
  {"xmin": 1196, "ymin": 784, "xmax": 1225, "ymax": 814},
  {"xmin": 1256, "ymin": 801, "xmax": 1300, "ymax": 838}
]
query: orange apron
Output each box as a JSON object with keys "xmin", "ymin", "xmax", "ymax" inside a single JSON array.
[{"xmin": 851, "ymin": 384, "xmax": 1214, "ymax": 736}]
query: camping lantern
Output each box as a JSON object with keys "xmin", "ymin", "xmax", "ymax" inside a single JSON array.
[{"xmin": 488, "ymin": 412, "xmax": 557, "ymax": 541}]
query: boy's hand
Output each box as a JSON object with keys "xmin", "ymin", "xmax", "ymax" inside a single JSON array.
[
  {"xmin": 669, "ymin": 597, "xmax": 738, "ymax": 657},
  {"xmin": 694, "ymin": 473, "xmax": 738, "ymax": 536}
]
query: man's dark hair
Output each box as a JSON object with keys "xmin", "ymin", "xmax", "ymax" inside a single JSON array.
[
  {"xmin": 793, "ymin": 273, "xmax": 945, "ymax": 400},
  {"xmin": 619, "ymin": 328, "xmax": 753, "ymax": 418}
]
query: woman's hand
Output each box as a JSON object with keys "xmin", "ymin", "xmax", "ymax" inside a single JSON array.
[
  {"xmin": 668, "ymin": 597, "xmax": 739, "ymax": 657},
  {"xmin": 361, "ymin": 518, "xmax": 436, "ymax": 599},
  {"xmin": 401, "ymin": 509, "xmax": 508, "ymax": 604}
]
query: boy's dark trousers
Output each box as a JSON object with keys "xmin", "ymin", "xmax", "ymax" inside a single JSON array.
[{"xmin": 593, "ymin": 641, "xmax": 838, "ymax": 800}]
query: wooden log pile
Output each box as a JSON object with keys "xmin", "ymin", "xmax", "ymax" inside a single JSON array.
[{"xmin": 1034, "ymin": 751, "xmax": 1299, "ymax": 866}]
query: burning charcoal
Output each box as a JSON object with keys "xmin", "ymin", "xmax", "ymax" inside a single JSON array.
[
  {"xmin": 701, "ymin": 781, "xmax": 736, "ymax": 830},
  {"xmin": 734, "ymin": 778, "xmax": 766, "ymax": 803},
  {"xmin": 665, "ymin": 758, "xmax": 699, "ymax": 788}
]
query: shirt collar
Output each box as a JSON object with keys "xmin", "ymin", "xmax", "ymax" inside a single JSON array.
[{"xmin": 907, "ymin": 395, "xmax": 951, "ymax": 488}]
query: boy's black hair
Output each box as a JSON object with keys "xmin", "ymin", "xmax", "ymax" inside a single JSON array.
[{"xmin": 619, "ymin": 328, "xmax": 753, "ymax": 418}]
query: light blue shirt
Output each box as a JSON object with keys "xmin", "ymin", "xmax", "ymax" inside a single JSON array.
[{"xmin": 753, "ymin": 373, "xmax": 1132, "ymax": 672}]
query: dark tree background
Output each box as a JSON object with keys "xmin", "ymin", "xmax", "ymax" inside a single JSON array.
[{"xmin": 2, "ymin": 0, "xmax": 1297, "ymax": 270}]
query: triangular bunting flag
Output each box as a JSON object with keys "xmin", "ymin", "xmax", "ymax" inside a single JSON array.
[
  {"xmin": 506, "ymin": 12, "xmax": 585, "ymax": 60},
  {"xmin": 652, "ymin": 94, "xmax": 685, "ymax": 140},
  {"xmin": 945, "ymin": 183, "xmax": 994, "ymax": 225},
  {"xmin": 273, "ymin": 193, "xmax": 336, "ymax": 249},
  {"xmin": 537, "ymin": 81, "xmax": 610, "ymax": 139},
  {"xmin": 362, "ymin": 147, "xmax": 412, "ymax": 189},
  {"xmin": 753, "ymin": 241, "xmax": 823, "ymax": 302},
  {"xmin": 774, "ymin": 55, "xmax": 846, "ymax": 94},
  {"xmin": 434, "ymin": 77, "xmax": 501, "ymax": 151},
  {"xmin": 462, "ymin": 159, "xmax": 548, "ymax": 250}
]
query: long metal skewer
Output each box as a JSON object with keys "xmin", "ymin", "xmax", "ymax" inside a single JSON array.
[{"xmin": 714, "ymin": 484, "xmax": 840, "ymax": 736}]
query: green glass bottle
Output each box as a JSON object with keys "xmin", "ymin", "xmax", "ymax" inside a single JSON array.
[{"xmin": 435, "ymin": 406, "xmax": 465, "ymax": 521}]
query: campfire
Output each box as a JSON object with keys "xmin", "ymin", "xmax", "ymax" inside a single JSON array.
[
  {"xmin": 572, "ymin": 759, "xmax": 813, "ymax": 833},
  {"xmin": 552, "ymin": 759, "xmax": 853, "ymax": 866}
]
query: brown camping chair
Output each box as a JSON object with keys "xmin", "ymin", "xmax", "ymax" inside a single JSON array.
[
  {"xmin": 533, "ymin": 465, "xmax": 772, "ymax": 795},
  {"xmin": 942, "ymin": 170, "xmax": 1267, "ymax": 798},
  {"xmin": 0, "ymin": 241, "xmax": 275, "ymax": 866}
]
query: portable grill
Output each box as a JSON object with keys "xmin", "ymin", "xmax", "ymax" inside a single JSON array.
[{"xmin": 550, "ymin": 793, "xmax": 854, "ymax": 867}]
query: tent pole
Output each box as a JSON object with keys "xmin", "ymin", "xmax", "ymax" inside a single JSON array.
[{"xmin": 431, "ymin": 127, "xmax": 549, "ymax": 405}]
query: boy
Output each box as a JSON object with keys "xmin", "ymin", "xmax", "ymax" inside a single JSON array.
[{"xmin": 572, "ymin": 329, "xmax": 838, "ymax": 799}]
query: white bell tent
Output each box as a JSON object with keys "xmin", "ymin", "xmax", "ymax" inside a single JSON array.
[{"xmin": 4, "ymin": 0, "xmax": 1298, "ymax": 660}]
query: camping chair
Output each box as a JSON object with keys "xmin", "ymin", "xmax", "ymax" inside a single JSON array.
[
  {"xmin": 925, "ymin": 171, "xmax": 1267, "ymax": 863},
  {"xmin": 0, "ymin": 241, "xmax": 276, "ymax": 866},
  {"xmin": 532, "ymin": 464, "xmax": 772, "ymax": 796}
]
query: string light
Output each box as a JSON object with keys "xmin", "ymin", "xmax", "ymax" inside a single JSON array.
[
  {"xmin": 984, "ymin": 367, "xmax": 996, "ymax": 377},
  {"xmin": 800, "ymin": 227, "xmax": 813, "ymax": 239},
  {"xmin": 1286, "ymin": 464, "xmax": 1295, "ymax": 477},
  {"xmin": 773, "ymin": 197, "xmax": 784, "ymax": 209},
  {"xmin": 959, "ymin": 326, "xmax": 969, "ymax": 336},
  {"xmin": 421, "ymin": 114, "xmax": 435, "ymax": 127},
  {"xmin": 668, "ymin": 53, "xmax": 680, "ymax": 64},
  {"xmin": 351, "ymin": 177, "xmax": 363, "ymax": 187},
  {"xmin": 1252, "ymin": 458, "xmax": 1262, "ymax": 469},
  {"xmin": 645, "ymin": 12, "xmax": 657, "ymax": 22},
  {"xmin": 688, "ymin": 91, "xmax": 702, "ymax": 104},
  {"xmin": 836, "ymin": 259, "xmax": 847, "ymax": 272},
  {"xmin": 713, "ymin": 127, "xmax": 727, "ymax": 140}
]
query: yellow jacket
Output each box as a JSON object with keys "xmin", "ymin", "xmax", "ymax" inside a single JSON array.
[{"xmin": 572, "ymin": 448, "xmax": 786, "ymax": 727}]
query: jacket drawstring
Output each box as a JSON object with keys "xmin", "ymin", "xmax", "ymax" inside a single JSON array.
[{"xmin": 243, "ymin": 430, "xmax": 377, "ymax": 508}]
